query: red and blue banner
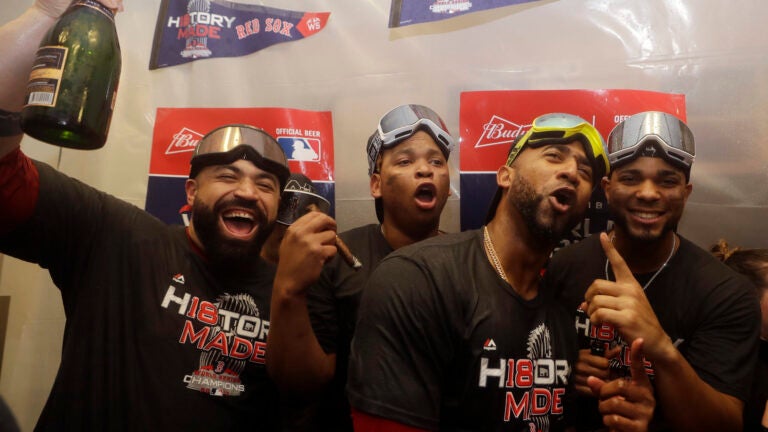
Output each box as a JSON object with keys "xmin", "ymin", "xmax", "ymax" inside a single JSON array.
[
  {"xmin": 389, "ymin": 0, "xmax": 538, "ymax": 28},
  {"xmin": 149, "ymin": 0, "xmax": 330, "ymax": 69},
  {"xmin": 146, "ymin": 107, "xmax": 335, "ymax": 226},
  {"xmin": 459, "ymin": 89, "xmax": 686, "ymax": 243}
]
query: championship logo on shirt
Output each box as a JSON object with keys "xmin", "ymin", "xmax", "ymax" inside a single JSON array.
[
  {"xmin": 575, "ymin": 309, "xmax": 655, "ymax": 380},
  {"xmin": 478, "ymin": 323, "xmax": 569, "ymax": 430},
  {"xmin": 160, "ymin": 282, "xmax": 270, "ymax": 397}
]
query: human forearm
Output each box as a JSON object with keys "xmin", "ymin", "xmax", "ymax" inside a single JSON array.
[
  {"xmin": 0, "ymin": 7, "xmax": 58, "ymax": 156},
  {"xmin": 0, "ymin": 7, "xmax": 58, "ymax": 113},
  {"xmin": 653, "ymin": 346, "xmax": 743, "ymax": 432},
  {"xmin": 267, "ymin": 280, "xmax": 336, "ymax": 395}
]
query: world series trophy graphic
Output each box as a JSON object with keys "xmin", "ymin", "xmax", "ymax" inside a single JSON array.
[
  {"xmin": 187, "ymin": 293, "xmax": 263, "ymax": 396},
  {"xmin": 181, "ymin": 0, "xmax": 213, "ymax": 58}
]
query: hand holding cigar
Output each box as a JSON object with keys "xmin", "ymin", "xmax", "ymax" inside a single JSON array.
[{"xmin": 307, "ymin": 204, "xmax": 362, "ymax": 270}]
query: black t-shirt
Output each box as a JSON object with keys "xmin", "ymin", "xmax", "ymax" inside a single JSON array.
[
  {"xmin": 0, "ymin": 161, "xmax": 280, "ymax": 431},
  {"xmin": 745, "ymin": 340, "xmax": 768, "ymax": 432},
  {"xmin": 347, "ymin": 229, "xmax": 577, "ymax": 432},
  {"xmin": 546, "ymin": 234, "xmax": 760, "ymax": 431},
  {"xmin": 304, "ymin": 223, "xmax": 393, "ymax": 431}
]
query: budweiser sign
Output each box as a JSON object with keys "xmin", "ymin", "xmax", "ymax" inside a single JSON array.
[
  {"xmin": 166, "ymin": 127, "xmax": 203, "ymax": 155},
  {"xmin": 474, "ymin": 115, "xmax": 530, "ymax": 149}
]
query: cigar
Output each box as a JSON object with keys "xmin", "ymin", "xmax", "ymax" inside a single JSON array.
[
  {"xmin": 307, "ymin": 204, "xmax": 362, "ymax": 270},
  {"xmin": 335, "ymin": 235, "xmax": 363, "ymax": 270}
]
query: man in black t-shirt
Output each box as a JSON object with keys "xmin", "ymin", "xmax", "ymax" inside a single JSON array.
[
  {"xmin": 0, "ymin": 122, "xmax": 296, "ymax": 429},
  {"xmin": 547, "ymin": 111, "xmax": 759, "ymax": 432},
  {"xmin": 346, "ymin": 114, "xmax": 653, "ymax": 431},
  {"xmin": 267, "ymin": 104, "xmax": 454, "ymax": 431},
  {"xmin": 0, "ymin": 6, "xmax": 301, "ymax": 425}
]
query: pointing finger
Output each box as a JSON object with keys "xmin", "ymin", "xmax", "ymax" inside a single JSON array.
[{"xmin": 600, "ymin": 232, "xmax": 634, "ymax": 283}]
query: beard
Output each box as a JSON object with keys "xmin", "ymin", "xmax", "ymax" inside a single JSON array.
[
  {"xmin": 510, "ymin": 176, "xmax": 579, "ymax": 245},
  {"xmin": 191, "ymin": 196, "xmax": 274, "ymax": 274}
]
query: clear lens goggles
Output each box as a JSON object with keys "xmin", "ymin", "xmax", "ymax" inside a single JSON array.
[
  {"xmin": 277, "ymin": 190, "xmax": 331, "ymax": 225},
  {"xmin": 506, "ymin": 113, "xmax": 609, "ymax": 183},
  {"xmin": 190, "ymin": 124, "xmax": 290, "ymax": 186},
  {"xmin": 607, "ymin": 111, "xmax": 695, "ymax": 173},
  {"xmin": 367, "ymin": 104, "xmax": 455, "ymax": 175}
]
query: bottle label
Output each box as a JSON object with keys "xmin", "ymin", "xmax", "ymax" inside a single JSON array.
[
  {"xmin": 72, "ymin": 0, "xmax": 115, "ymax": 21},
  {"xmin": 23, "ymin": 46, "xmax": 69, "ymax": 108}
]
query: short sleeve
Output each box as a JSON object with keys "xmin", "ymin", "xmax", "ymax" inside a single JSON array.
[{"xmin": 682, "ymin": 272, "xmax": 760, "ymax": 401}]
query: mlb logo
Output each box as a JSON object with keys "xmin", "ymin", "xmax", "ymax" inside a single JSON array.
[{"xmin": 278, "ymin": 137, "xmax": 321, "ymax": 162}]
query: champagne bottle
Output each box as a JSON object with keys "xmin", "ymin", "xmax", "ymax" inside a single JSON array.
[{"xmin": 20, "ymin": 0, "xmax": 121, "ymax": 150}]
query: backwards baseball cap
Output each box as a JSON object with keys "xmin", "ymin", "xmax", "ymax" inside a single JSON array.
[
  {"xmin": 277, "ymin": 173, "xmax": 331, "ymax": 225},
  {"xmin": 366, "ymin": 104, "xmax": 455, "ymax": 176},
  {"xmin": 485, "ymin": 113, "xmax": 609, "ymax": 223},
  {"xmin": 607, "ymin": 111, "xmax": 695, "ymax": 180},
  {"xmin": 189, "ymin": 124, "xmax": 290, "ymax": 189}
]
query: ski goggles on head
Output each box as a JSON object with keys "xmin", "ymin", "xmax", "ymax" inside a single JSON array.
[
  {"xmin": 367, "ymin": 104, "xmax": 455, "ymax": 175},
  {"xmin": 190, "ymin": 124, "xmax": 290, "ymax": 188},
  {"xmin": 607, "ymin": 111, "xmax": 695, "ymax": 179},
  {"xmin": 505, "ymin": 113, "xmax": 609, "ymax": 184}
]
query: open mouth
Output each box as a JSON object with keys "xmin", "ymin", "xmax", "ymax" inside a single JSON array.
[
  {"xmin": 221, "ymin": 209, "xmax": 257, "ymax": 237},
  {"xmin": 550, "ymin": 187, "xmax": 576, "ymax": 213},
  {"xmin": 414, "ymin": 183, "xmax": 438, "ymax": 209}
]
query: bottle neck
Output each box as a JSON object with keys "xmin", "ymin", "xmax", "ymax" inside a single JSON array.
[{"xmin": 70, "ymin": 0, "xmax": 115, "ymax": 20}]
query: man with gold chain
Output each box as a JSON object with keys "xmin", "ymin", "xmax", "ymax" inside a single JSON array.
[{"xmin": 346, "ymin": 113, "xmax": 655, "ymax": 431}]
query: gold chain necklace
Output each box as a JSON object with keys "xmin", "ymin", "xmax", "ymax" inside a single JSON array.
[{"xmin": 483, "ymin": 226, "xmax": 508, "ymax": 283}]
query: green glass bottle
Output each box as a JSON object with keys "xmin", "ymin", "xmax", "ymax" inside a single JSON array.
[{"xmin": 20, "ymin": 0, "xmax": 121, "ymax": 150}]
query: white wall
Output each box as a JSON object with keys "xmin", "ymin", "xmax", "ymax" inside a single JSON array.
[{"xmin": 1, "ymin": 0, "xmax": 767, "ymax": 429}]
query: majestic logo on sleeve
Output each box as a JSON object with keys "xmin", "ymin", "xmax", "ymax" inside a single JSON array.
[
  {"xmin": 161, "ymin": 281, "xmax": 269, "ymax": 397},
  {"xmin": 478, "ymin": 324, "xmax": 570, "ymax": 431}
]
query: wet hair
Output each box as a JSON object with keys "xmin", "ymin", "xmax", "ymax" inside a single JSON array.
[{"xmin": 711, "ymin": 239, "xmax": 768, "ymax": 292}]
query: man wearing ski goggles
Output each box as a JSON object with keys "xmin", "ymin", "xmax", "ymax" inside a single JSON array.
[
  {"xmin": 606, "ymin": 110, "xmax": 695, "ymax": 180},
  {"xmin": 506, "ymin": 112, "xmax": 609, "ymax": 184},
  {"xmin": 190, "ymin": 124, "xmax": 290, "ymax": 188},
  {"xmin": 268, "ymin": 103, "xmax": 454, "ymax": 431},
  {"xmin": 549, "ymin": 111, "xmax": 757, "ymax": 432},
  {"xmin": 486, "ymin": 112, "xmax": 609, "ymax": 223},
  {"xmin": 367, "ymin": 104, "xmax": 455, "ymax": 176},
  {"xmin": 185, "ymin": 124, "xmax": 291, "ymax": 271}
]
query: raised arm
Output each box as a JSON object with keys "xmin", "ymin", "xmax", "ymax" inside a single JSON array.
[
  {"xmin": 586, "ymin": 233, "xmax": 755, "ymax": 431},
  {"xmin": 267, "ymin": 210, "xmax": 338, "ymax": 395}
]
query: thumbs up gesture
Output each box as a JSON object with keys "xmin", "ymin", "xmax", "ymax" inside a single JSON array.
[
  {"xmin": 583, "ymin": 233, "xmax": 673, "ymax": 361},
  {"xmin": 587, "ymin": 338, "xmax": 656, "ymax": 432}
]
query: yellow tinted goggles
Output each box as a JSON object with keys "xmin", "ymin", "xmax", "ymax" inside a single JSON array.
[{"xmin": 506, "ymin": 113, "xmax": 609, "ymax": 183}]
